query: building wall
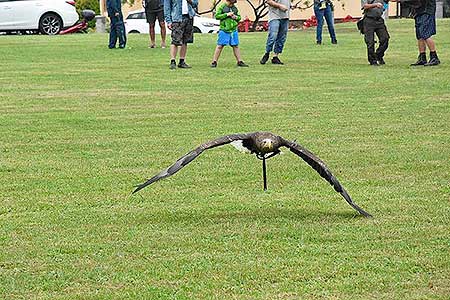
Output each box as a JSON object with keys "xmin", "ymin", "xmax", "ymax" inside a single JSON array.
[{"xmin": 102, "ymin": 0, "xmax": 398, "ymax": 20}]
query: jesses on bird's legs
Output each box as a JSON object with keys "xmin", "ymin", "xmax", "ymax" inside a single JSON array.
[{"xmin": 256, "ymin": 150, "xmax": 281, "ymax": 191}]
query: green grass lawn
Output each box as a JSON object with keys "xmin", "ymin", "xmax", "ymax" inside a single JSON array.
[{"xmin": 1, "ymin": 19, "xmax": 449, "ymax": 299}]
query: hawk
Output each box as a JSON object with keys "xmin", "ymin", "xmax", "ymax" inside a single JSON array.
[{"xmin": 133, "ymin": 132, "xmax": 372, "ymax": 217}]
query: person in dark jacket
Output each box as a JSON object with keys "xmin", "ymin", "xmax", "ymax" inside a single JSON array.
[
  {"xmin": 107, "ymin": 0, "xmax": 127, "ymax": 49},
  {"xmin": 361, "ymin": 0, "xmax": 390, "ymax": 65}
]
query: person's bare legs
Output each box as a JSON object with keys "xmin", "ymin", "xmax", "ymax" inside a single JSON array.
[
  {"xmin": 160, "ymin": 21, "xmax": 166, "ymax": 48},
  {"xmin": 425, "ymin": 38, "xmax": 436, "ymax": 52},
  {"xmin": 212, "ymin": 45, "xmax": 224, "ymax": 62},
  {"xmin": 170, "ymin": 44, "xmax": 178, "ymax": 60},
  {"xmin": 149, "ymin": 23, "xmax": 156, "ymax": 47},
  {"xmin": 232, "ymin": 46, "xmax": 242, "ymax": 62},
  {"xmin": 179, "ymin": 44, "xmax": 187, "ymax": 60},
  {"xmin": 418, "ymin": 39, "xmax": 426, "ymax": 53},
  {"xmin": 424, "ymin": 37, "xmax": 439, "ymax": 65},
  {"xmin": 233, "ymin": 46, "xmax": 248, "ymax": 66}
]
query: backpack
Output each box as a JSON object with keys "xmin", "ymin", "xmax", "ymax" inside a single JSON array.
[{"xmin": 356, "ymin": 17, "xmax": 365, "ymax": 34}]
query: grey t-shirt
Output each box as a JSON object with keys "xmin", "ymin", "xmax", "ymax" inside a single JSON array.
[
  {"xmin": 268, "ymin": 0, "xmax": 290, "ymax": 21},
  {"xmin": 361, "ymin": 0, "xmax": 384, "ymax": 18}
]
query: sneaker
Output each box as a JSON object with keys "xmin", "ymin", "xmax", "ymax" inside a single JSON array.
[
  {"xmin": 424, "ymin": 57, "xmax": 441, "ymax": 66},
  {"xmin": 149, "ymin": 44, "xmax": 156, "ymax": 48},
  {"xmin": 260, "ymin": 52, "xmax": 269, "ymax": 65},
  {"xmin": 377, "ymin": 58, "xmax": 386, "ymax": 65},
  {"xmin": 331, "ymin": 39, "xmax": 338, "ymax": 44},
  {"xmin": 161, "ymin": 42, "xmax": 166, "ymax": 49},
  {"xmin": 169, "ymin": 61, "xmax": 176, "ymax": 70},
  {"xmin": 271, "ymin": 57, "xmax": 284, "ymax": 65},
  {"xmin": 410, "ymin": 59, "xmax": 427, "ymax": 66},
  {"xmin": 237, "ymin": 61, "xmax": 249, "ymax": 67},
  {"xmin": 316, "ymin": 40, "xmax": 322, "ymax": 45},
  {"xmin": 211, "ymin": 61, "xmax": 217, "ymax": 68},
  {"xmin": 178, "ymin": 61, "xmax": 191, "ymax": 69},
  {"xmin": 370, "ymin": 61, "xmax": 379, "ymax": 66}
]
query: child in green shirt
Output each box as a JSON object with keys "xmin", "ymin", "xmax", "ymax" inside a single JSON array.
[{"xmin": 211, "ymin": 0, "xmax": 249, "ymax": 67}]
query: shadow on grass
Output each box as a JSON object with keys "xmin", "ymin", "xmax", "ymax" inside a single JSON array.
[{"xmin": 137, "ymin": 205, "xmax": 369, "ymax": 227}]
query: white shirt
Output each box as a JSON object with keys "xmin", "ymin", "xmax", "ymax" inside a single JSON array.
[{"xmin": 182, "ymin": 0, "xmax": 189, "ymax": 14}]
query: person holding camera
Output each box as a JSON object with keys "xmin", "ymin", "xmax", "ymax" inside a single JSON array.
[
  {"xmin": 313, "ymin": 0, "xmax": 337, "ymax": 45},
  {"xmin": 211, "ymin": 0, "xmax": 249, "ymax": 68},
  {"xmin": 260, "ymin": 0, "xmax": 290, "ymax": 65},
  {"xmin": 361, "ymin": 0, "xmax": 390, "ymax": 65}
]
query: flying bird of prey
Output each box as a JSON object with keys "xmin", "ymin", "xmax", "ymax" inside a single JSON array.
[{"xmin": 133, "ymin": 132, "xmax": 372, "ymax": 217}]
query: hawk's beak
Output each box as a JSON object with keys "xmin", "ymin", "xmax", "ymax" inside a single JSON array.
[{"xmin": 262, "ymin": 139, "xmax": 274, "ymax": 152}]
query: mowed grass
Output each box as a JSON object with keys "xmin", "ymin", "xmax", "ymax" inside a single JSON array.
[{"xmin": 1, "ymin": 19, "xmax": 449, "ymax": 299}]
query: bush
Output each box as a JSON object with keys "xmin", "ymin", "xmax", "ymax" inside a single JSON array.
[{"xmin": 75, "ymin": 0, "xmax": 100, "ymax": 28}]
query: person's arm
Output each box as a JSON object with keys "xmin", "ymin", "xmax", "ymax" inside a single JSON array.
[
  {"xmin": 164, "ymin": 0, "xmax": 172, "ymax": 27},
  {"xmin": 106, "ymin": 0, "xmax": 119, "ymax": 16},
  {"xmin": 362, "ymin": 0, "xmax": 383, "ymax": 10},
  {"xmin": 234, "ymin": 7, "xmax": 241, "ymax": 22},
  {"xmin": 214, "ymin": 4, "xmax": 227, "ymax": 19},
  {"xmin": 267, "ymin": 0, "xmax": 288, "ymax": 11},
  {"xmin": 363, "ymin": 2, "xmax": 383, "ymax": 9},
  {"xmin": 187, "ymin": 0, "xmax": 198, "ymax": 9},
  {"xmin": 114, "ymin": 0, "xmax": 121, "ymax": 15}
]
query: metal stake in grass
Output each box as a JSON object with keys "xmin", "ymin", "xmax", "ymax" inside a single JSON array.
[
  {"xmin": 262, "ymin": 156, "xmax": 267, "ymax": 191},
  {"xmin": 257, "ymin": 151, "xmax": 279, "ymax": 192},
  {"xmin": 132, "ymin": 132, "xmax": 373, "ymax": 218}
]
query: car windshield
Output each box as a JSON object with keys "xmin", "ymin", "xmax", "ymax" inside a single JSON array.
[{"xmin": 127, "ymin": 13, "xmax": 144, "ymax": 19}]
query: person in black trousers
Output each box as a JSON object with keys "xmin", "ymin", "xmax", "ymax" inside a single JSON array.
[{"xmin": 361, "ymin": 0, "xmax": 390, "ymax": 65}]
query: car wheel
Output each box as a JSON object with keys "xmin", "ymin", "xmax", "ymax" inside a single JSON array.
[
  {"xmin": 193, "ymin": 26, "xmax": 201, "ymax": 34},
  {"xmin": 39, "ymin": 13, "xmax": 63, "ymax": 35}
]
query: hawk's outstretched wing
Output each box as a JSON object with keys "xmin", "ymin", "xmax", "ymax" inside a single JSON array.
[
  {"xmin": 132, "ymin": 133, "xmax": 253, "ymax": 194},
  {"xmin": 280, "ymin": 138, "xmax": 372, "ymax": 217}
]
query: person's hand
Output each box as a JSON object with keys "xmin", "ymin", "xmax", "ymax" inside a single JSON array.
[
  {"xmin": 115, "ymin": 12, "xmax": 119, "ymax": 16},
  {"xmin": 167, "ymin": 23, "xmax": 172, "ymax": 30},
  {"xmin": 279, "ymin": 4, "xmax": 288, "ymax": 11},
  {"xmin": 227, "ymin": 12, "xmax": 234, "ymax": 17},
  {"xmin": 375, "ymin": 2, "xmax": 383, "ymax": 8},
  {"xmin": 231, "ymin": 15, "xmax": 237, "ymax": 19}
]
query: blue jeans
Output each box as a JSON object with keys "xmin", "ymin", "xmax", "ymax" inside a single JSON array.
[
  {"xmin": 314, "ymin": 4, "xmax": 336, "ymax": 43},
  {"xmin": 265, "ymin": 18, "xmax": 289, "ymax": 54},
  {"xmin": 109, "ymin": 15, "xmax": 126, "ymax": 48}
]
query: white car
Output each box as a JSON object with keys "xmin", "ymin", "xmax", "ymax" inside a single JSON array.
[
  {"xmin": 0, "ymin": 0, "xmax": 79, "ymax": 35},
  {"xmin": 125, "ymin": 9, "xmax": 220, "ymax": 34}
]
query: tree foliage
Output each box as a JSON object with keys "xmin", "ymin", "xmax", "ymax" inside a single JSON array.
[{"xmin": 76, "ymin": 0, "xmax": 100, "ymax": 28}]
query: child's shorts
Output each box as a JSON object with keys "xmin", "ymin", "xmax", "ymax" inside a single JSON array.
[{"xmin": 217, "ymin": 30, "xmax": 239, "ymax": 46}]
